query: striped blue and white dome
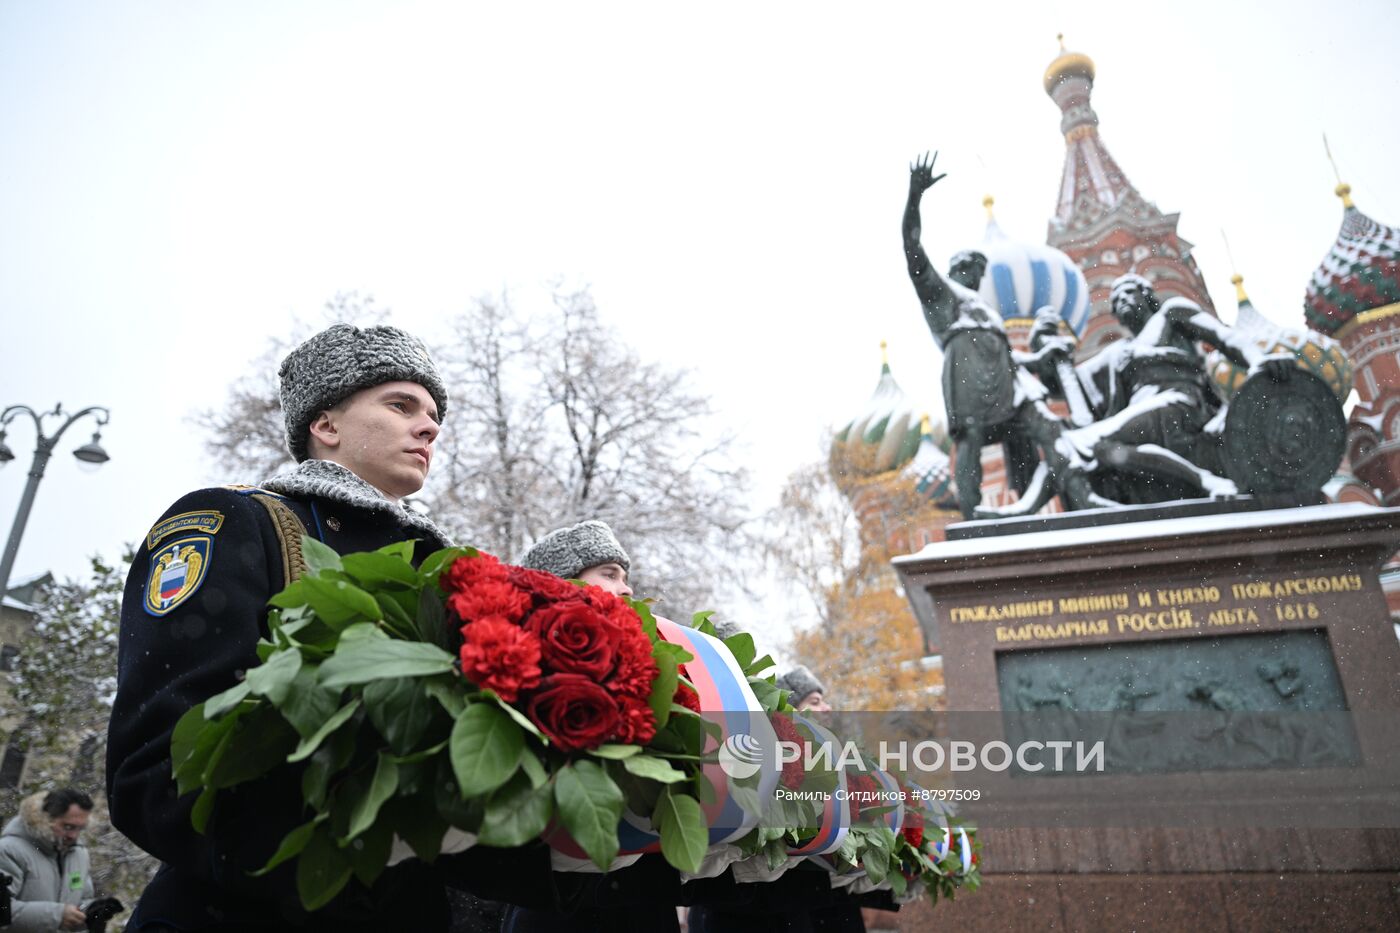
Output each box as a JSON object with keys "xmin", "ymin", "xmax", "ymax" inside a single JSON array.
[{"xmin": 973, "ymin": 215, "xmax": 1091, "ymax": 335}]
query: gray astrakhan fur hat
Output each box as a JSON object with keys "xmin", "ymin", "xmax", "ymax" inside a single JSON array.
[
  {"xmin": 777, "ymin": 665, "xmax": 827, "ymax": 705},
  {"xmin": 279, "ymin": 323, "xmax": 449, "ymax": 462},
  {"xmin": 520, "ymin": 520, "xmax": 630, "ymax": 580}
]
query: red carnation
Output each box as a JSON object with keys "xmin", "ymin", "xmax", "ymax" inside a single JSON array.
[
  {"xmin": 615, "ymin": 696, "xmax": 657, "ymax": 746},
  {"xmin": 526, "ymin": 674, "xmax": 622, "ymax": 752},
  {"xmin": 770, "ymin": 714, "xmax": 805, "ymax": 791},
  {"xmin": 441, "ymin": 552, "xmax": 509, "ymax": 593},
  {"xmin": 902, "ymin": 805, "xmax": 924, "ymax": 850},
  {"xmin": 847, "ymin": 773, "xmax": 878, "ymax": 821},
  {"xmin": 507, "ymin": 566, "xmax": 587, "ymax": 604},
  {"xmin": 673, "ymin": 681, "xmax": 701, "ymax": 714},
  {"xmin": 447, "ymin": 579, "xmax": 533, "ymax": 626},
  {"xmin": 526, "ymin": 602, "xmax": 616, "ymax": 679},
  {"xmin": 607, "ymin": 632, "xmax": 659, "ymax": 700},
  {"xmin": 459, "ymin": 617, "xmax": 543, "ymax": 702}
]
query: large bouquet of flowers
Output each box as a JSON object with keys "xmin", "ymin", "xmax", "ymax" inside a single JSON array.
[{"xmin": 172, "ymin": 540, "xmax": 979, "ymax": 910}]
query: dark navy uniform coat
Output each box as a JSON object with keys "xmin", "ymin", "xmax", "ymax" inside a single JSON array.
[{"xmin": 106, "ymin": 485, "xmax": 542, "ymax": 932}]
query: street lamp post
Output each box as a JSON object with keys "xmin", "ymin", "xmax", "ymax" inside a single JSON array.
[{"xmin": 0, "ymin": 403, "xmax": 112, "ymax": 620}]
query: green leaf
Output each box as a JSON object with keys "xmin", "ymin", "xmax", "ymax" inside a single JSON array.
[
  {"xmin": 450, "ymin": 704, "xmax": 523, "ymax": 796},
  {"xmin": 251, "ymin": 819, "xmax": 319, "ymax": 876},
  {"xmin": 365, "ymin": 677, "xmax": 435, "ymax": 755},
  {"xmin": 690, "ymin": 610, "xmax": 716, "ymax": 635},
  {"xmin": 302, "ymin": 575, "xmax": 383, "ymax": 626},
  {"xmin": 748, "ymin": 678, "xmax": 781, "ymax": 713},
  {"xmin": 190, "ymin": 786, "xmax": 217, "ymax": 833},
  {"xmin": 302, "ymin": 726, "xmax": 356, "ymax": 810},
  {"xmin": 492, "ymin": 694, "xmax": 546, "ymax": 742},
  {"xmin": 296, "ymin": 825, "xmax": 354, "ymax": 911},
  {"xmin": 280, "ymin": 666, "xmax": 342, "ymax": 739},
  {"xmin": 647, "ymin": 643, "xmax": 680, "ymax": 731},
  {"xmin": 655, "ymin": 788, "xmax": 708, "ymax": 874},
  {"xmin": 341, "ymin": 550, "xmax": 420, "ymax": 587},
  {"xmin": 319, "ymin": 640, "xmax": 456, "ymax": 688},
  {"xmin": 382, "ymin": 796, "xmax": 449, "ymax": 863},
  {"xmin": 629, "ymin": 597, "xmax": 660, "ymax": 640},
  {"xmin": 268, "ymin": 579, "xmax": 309, "ymax": 609},
  {"xmin": 302, "ymin": 535, "xmax": 344, "ymax": 575},
  {"xmin": 477, "ymin": 772, "xmax": 554, "ymax": 847},
  {"xmin": 288, "ymin": 699, "xmax": 362, "ymax": 763},
  {"xmin": 418, "ymin": 545, "xmax": 477, "ymax": 582},
  {"xmin": 374, "ymin": 591, "xmax": 417, "ymax": 634},
  {"xmin": 424, "ymin": 679, "xmax": 466, "ymax": 718},
  {"xmin": 518, "ymin": 746, "xmax": 548, "ymax": 789},
  {"xmin": 554, "ymin": 760, "xmax": 623, "ymax": 870},
  {"xmin": 391, "ymin": 740, "xmax": 448, "ymax": 766},
  {"xmin": 345, "ymin": 753, "xmax": 399, "ymax": 841},
  {"xmin": 244, "ymin": 648, "xmax": 302, "ymax": 706},
  {"xmin": 621, "ymin": 755, "xmax": 688, "ymax": 784},
  {"xmin": 205, "ymin": 707, "xmax": 299, "ymax": 789},
  {"xmin": 415, "ymin": 586, "xmax": 451, "ymax": 650},
  {"xmin": 745, "ymin": 654, "xmax": 777, "ymax": 677},
  {"xmin": 346, "ymin": 818, "xmax": 393, "ymax": 888},
  {"xmin": 722, "ymin": 632, "xmax": 756, "ymax": 671},
  {"xmin": 587, "ymin": 744, "xmax": 642, "ymax": 760},
  {"xmin": 203, "ymin": 680, "xmax": 252, "ymax": 720},
  {"xmin": 172, "ymin": 702, "xmax": 218, "ymax": 784}
]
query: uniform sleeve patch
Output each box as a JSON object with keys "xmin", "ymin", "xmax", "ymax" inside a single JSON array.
[
  {"xmin": 147, "ymin": 510, "xmax": 224, "ymax": 549},
  {"xmin": 144, "ymin": 536, "xmax": 214, "ymax": 617}
]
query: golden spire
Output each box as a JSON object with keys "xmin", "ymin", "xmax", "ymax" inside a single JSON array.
[
  {"xmin": 982, "ymin": 194, "xmax": 995, "ymax": 220},
  {"xmin": 1324, "ymin": 134, "xmax": 1355, "ymax": 208},
  {"xmin": 1044, "ymin": 33, "xmax": 1094, "ymax": 93},
  {"xmin": 920, "ymin": 413, "xmax": 932, "ymax": 436},
  {"xmin": 880, "ymin": 340, "xmax": 889, "ymax": 367},
  {"xmin": 1221, "ymin": 230, "xmax": 1247, "ymax": 302}
]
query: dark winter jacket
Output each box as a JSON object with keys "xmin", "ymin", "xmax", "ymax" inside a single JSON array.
[
  {"xmin": 105, "ymin": 460, "xmax": 560, "ymax": 932},
  {"xmin": 0, "ymin": 792, "xmax": 94, "ymax": 933}
]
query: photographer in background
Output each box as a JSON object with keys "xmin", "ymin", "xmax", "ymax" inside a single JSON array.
[{"xmin": 0, "ymin": 788, "xmax": 94, "ymax": 931}]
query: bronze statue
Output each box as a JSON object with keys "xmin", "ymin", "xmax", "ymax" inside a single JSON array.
[
  {"xmin": 903, "ymin": 153, "xmax": 1097, "ymax": 518},
  {"xmin": 1067, "ymin": 274, "xmax": 1296, "ymax": 503}
]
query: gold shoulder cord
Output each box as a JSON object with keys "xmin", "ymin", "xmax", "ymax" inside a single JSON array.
[{"xmin": 249, "ymin": 493, "xmax": 311, "ymax": 584}]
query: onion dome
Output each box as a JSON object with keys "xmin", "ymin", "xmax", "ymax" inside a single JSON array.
[
  {"xmin": 1304, "ymin": 183, "xmax": 1400, "ymax": 337},
  {"xmin": 1043, "ymin": 34, "xmax": 1094, "ymax": 93},
  {"xmin": 832, "ymin": 344, "xmax": 925, "ymax": 477},
  {"xmin": 902, "ymin": 414, "xmax": 956, "ymax": 505},
  {"xmin": 1208, "ymin": 273, "xmax": 1353, "ymax": 402},
  {"xmin": 976, "ymin": 196, "xmax": 1092, "ymax": 334}
]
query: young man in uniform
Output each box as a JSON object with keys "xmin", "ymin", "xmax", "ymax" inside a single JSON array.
[{"xmin": 106, "ymin": 324, "xmax": 460, "ymax": 931}]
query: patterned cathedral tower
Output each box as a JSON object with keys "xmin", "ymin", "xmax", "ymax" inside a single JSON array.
[
  {"xmin": 1305, "ymin": 181, "xmax": 1400, "ymax": 504},
  {"xmin": 1043, "ymin": 36, "xmax": 1216, "ymax": 358}
]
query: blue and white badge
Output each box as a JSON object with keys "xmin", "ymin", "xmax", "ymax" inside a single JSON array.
[{"xmin": 144, "ymin": 536, "xmax": 213, "ymax": 617}]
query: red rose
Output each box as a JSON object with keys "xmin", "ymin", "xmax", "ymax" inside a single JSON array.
[
  {"xmin": 507, "ymin": 566, "xmax": 586, "ymax": 604},
  {"xmin": 615, "ymin": 695, "xmax": 657, "ymax": 745},
  {"xmin": 459, "ymin": 618, "xmax": 543, "ymax": 702},
  {"xmin": 526, "ymin": 674, "xmax": 622, "ymax": 752},
  {"xmin": 770, "ymin": 714, "xmax": 805, "ymax": 790},
  {"xmin": 608, "ymin": 633, "xmax": 659, "ymax": 700},
  {"xmin": 447, "ymin": 579, "xmax": 533, "ymax": 625},
  {"xmin": 441, "ymin": 552, "xmax": 509, "ymax": 593},
  {"xmin": 526, "ymin": 602, "xmax": 616, "ymax": 678}
]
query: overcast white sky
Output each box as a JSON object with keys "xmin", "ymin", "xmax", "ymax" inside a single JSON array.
[{"xmin": 2, "ymin": 0, "xmax": 1398, "ymax": 598}]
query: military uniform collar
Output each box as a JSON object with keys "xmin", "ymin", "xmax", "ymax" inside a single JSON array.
[{"xmin": 259, "ymin": 460, "xmax": 451, "ymax": 549}]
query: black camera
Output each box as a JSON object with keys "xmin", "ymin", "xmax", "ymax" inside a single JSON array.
[{"xmin": 81, "ymin": 896, "xmax": 124, "ymax": 932}]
